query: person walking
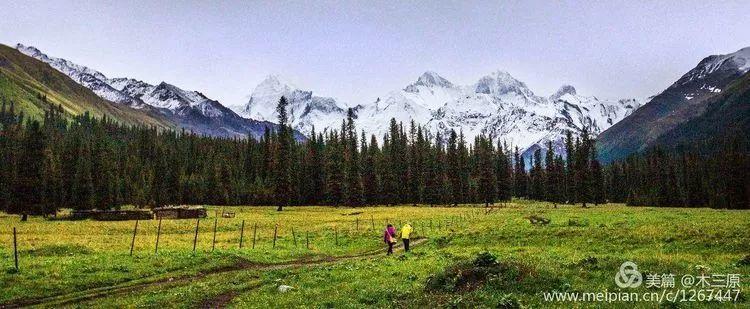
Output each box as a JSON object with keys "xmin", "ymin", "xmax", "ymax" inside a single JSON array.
[
  {"xmin": 400, "ymin": 222, "xmax": 413, "ymax": 252},
  {"xmin": 384, "ymin": 224, "xmax": 397, "ymax": 255}
]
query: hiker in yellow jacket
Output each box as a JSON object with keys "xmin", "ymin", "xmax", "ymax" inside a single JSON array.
[{"xmin": 400, "ymin": 223, "xmax": 413, "ymax": 252}]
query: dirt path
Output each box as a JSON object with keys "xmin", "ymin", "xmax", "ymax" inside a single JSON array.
[
  {"xmin": 199, "ymin": 283, "xmax": 262, "ymax": 309},
  {"xmin": 3, "ymin": 238, "xmax": 427, "ymax": 308},
  {"xmin": 197, "ymin": 238, "xmax": 427, "ymax": 309}
]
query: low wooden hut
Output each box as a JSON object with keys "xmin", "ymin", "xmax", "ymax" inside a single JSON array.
[
  {"xmin": 70, "ymin": 209, "xmax": 153, "ymax": 221},
  {"xmin": 153, "ymin": 206, "xmax": 208, "ymax": 219}
]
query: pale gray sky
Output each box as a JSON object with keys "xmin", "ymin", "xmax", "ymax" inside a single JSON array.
[{"xmin": 1, "ymin": 0, "xmax": 749, "ymax": 107}]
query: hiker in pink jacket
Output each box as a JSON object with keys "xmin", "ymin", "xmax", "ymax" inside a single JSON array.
[{"xmin": 384, "ymin": 224, "xmax": 397, "ymax": 255}]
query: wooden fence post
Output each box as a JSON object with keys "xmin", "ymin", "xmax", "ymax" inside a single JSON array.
[
  {"xmin": 212, "ymin": 217, "xmax": 218, "ymax": 252},
  {"xmin": 13, "ymin": 227, "xmax": 18, "ymax": 271},
  {"xmin": 130, "ymin": 220, "xmax": 139, "ymax": 256},
  {"xmin": 239, "ymin": 220, "xmax": 245, "ymax": 249},
  {"xmin": 192, "ymin": 219, "xmax": 200, "ymax": 255},
  {"xmin": 252, "ymin": 222, "xmax": 257, "ymax": 249},
  {"xmin": 272, "ymin": 224, "xmax": 278, "ymax": 249},
  {"xmin": 292, "ymin": 227, "xmax": 297, "ymax": 247},
  {"xmin": 155, "ymin": 218, "xmax": 162, "ymax": 255}
]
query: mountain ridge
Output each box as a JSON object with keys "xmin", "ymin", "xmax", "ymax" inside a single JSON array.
[
  {"xmin": 0, "ymin": 44, "xmax": 172, "ymax": 128},
  {"xmin": 597, "ymin": 46, "xmax": 750, "ymax": 162},
  {"xmin": 240, "ymin": 70, "xmax": 643, "ymax": 160},
  {"xmin": 17, "ymin": 44, "xmax": 282, "ymax": 139}
]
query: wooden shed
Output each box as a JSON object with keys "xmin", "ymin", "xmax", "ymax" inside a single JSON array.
[
  {"xmin": 70, "ymin": 209, "xmax": 153, "ymax": 221},
  {"xmin": 153, "ymin": 206, "xmax": 208, "ymax": 219}
]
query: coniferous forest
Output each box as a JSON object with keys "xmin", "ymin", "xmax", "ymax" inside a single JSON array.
[{"xmin": 1, "ymin": 96, "xmax": 748, "ymax": 217}]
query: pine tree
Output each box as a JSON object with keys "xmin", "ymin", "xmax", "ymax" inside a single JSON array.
[
  {"xmin": 423, "ymin": 136, "xmax": 440, "ymax": 206},
  {"xmin": 564, "ymin": 130, "xmax": 575, "ymax": 203},
  {"xmin": 457, "ymin": 131, "xmax": 471, "ymax": 203},
  {"xmin": 530, "ymin": 148, "xmax": 544, "ymax": 200},
  {"xmin": 344, "ymin": 108, "xmax": 363, "ymax": 206},
  {"xmin": 544, "ymin": 141, "xmax": 556, "ymax": 204},
  {"xmin": 574, "ymin": 127, "xmax": 592, "ymax": 207},
  {"xmin": 476, "ymin": 136, "xmax": 497, "ymax": 206},
  {"xmin": 553, "ymin": 155, "xmax": 566, "ymax": 205},
  {"xmin": 72, "ymin": 139, "xmax": 95, "ymax": 210},
  {"xmin": 362, "ymin": 133, "xmax": 379, "ymax": 205},
  {"xmin": 12, "ymin": 120, "xmax": 46, "ymax": 219},
  {"xmin": 446, "ymin": 130, "xmax": 461, "ymax": 206},
  {"xmin": 513, "ymin": 147, "xmax": 528, "ymax": 198},
  {"xmin": 325, "ymin": 131, "xmax": 344, "ymax": 205},
  {"xmin": 407, "ymin": 121, "xmax": 420, "ymax": 204},
  {"xmin": 274, "ymin": 96, "xmax": 292, "ymax": 211},
  {"xmin": 495, "ymin": 141, "xmax": 512, "ymax": 204}
]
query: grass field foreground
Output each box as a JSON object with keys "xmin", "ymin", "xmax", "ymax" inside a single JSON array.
[{"xmin": 1, "ymin": 201, "xmax": 749, "ymax": 308}]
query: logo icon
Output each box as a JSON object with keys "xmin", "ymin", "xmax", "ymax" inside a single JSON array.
[{"xmin": 615, "ymin": 261, "xmax": 642, "ymax": 288}]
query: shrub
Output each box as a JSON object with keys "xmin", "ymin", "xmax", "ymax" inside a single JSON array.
[
  {"xmin": 575, "ymin": 256, "xmax": 598, "ymax": 268},
  {"xmin": 496, "ymin": 293, "xmax": 522, "ymax": 309},
  {"xmin": 567, "ymin": 218, "xmax": 589, "ymax": 227},
  {"xmin": 527, "ymin": 215, "xmax": 550, "ymax": 225},
  {"xmin": 433, "ymin": 236, "xmax": 451, "ymax": 248},
  {"xmin": 473, "ymin": 251, "xmax": 498, "ymax": 267},
  {"xmin": 426, "ymin": 251, "xmax": 520, "ymax": 293},
  {"xmin": 24, "ymin": 244, "xmax": 91, "ymax": 257}
]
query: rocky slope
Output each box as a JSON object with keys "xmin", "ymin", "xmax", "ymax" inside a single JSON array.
[{"xmin": 597, "ymin": 46, "xmax": 750, "ymax": 162}]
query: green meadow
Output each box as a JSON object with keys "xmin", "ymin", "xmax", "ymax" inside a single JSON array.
[{"xmin": 1, "ymin": 201, "xmax": 748, "ymax": 308}]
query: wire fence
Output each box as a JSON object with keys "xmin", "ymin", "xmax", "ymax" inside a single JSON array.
[{"xmin": 6, "ymin": 208, "xmax": 485, "ymax": 272}]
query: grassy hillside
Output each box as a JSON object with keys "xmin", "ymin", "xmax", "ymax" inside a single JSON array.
[{"xmin": 0, "ymin": 44, "xmax": 172, "ymax": 128}]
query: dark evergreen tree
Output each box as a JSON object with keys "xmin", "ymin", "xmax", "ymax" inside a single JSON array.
[
  {"xmin": 530, "ymin": 149, "xmax": 544, "ymax": 200},
  {"xmin": 513, "ymin": 147, "xmax": 528, "ymax": 198},
  {"xmin": 343, "ymin": 108, "xmax": 363, "ymax": 206},
  {"xmin": 446, "ymin": 130, "xmax": 461, "ymax": 206},
  {"xmin": 495, "ymin": 141, "xmax": 512, "ymax": 204},
  {"xmin": 274, "ymin": 96, "xmax": 292, "ymax": 211},
  {"xmin": 476, "ymin": 136, "xmax": 497, "ymax": 206},
  {"xmin": 362, "ymin": 133, "xmax": 380, "ymax": 205}
]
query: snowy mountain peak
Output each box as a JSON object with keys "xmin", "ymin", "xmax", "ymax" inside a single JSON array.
[
  {"xmin": 729, "ymin": 46, "xmax": 750, "ymax": 73},
  {"xmin": 15, "ymin": 44, "xmax": 42, "ymax": 57},
  {"xmin": 142, "ymin": 81, "xmax": 212, "ymax": 110},
  {"xmin": 550, "ymin": 84, "xmax": 577, "ymax": 100},
  {"xmin": 677, "ymin": 46, "xmax": 750, "ymax": 87},
  {"xmin": 241, "ymin": 75, "xmax": 348, "ymax": 135},
  {"xmin": 12, "ymin": 44, "xmax": 296, "ymax": 139},
  {"xmin": 405, "ymin": 71, "xmax": 454, "ymax": 92},
  {"xmin": 254, "ymin": 74, "xmax": 297, "ymax": 95},
  {"xmin": 474, "ymin": 70, "xmax": 535, "ymax": 98},
  {"xmin": 17, "ymin": 43, "xmax": 109, "ymax": 83}
]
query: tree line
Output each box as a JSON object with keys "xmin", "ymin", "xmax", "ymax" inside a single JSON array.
[{"xmin": 0, "ymin": 96, "xmax": 747, "ymax": 218}]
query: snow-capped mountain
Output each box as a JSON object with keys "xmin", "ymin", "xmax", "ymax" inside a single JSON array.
[
  {"xmin": 19, "ymin": 42, "xmax": 642, "ymax": 152},
  {"xmin": 598, "ymin": 46, "xmax": 750, "ymax": 162},
  {"xmin": 17, "ymin": 44, "xmax": 278, "ymax": 139},
  {"xmin": 16, "ymin": 44, "xmax": 147, "ymax": 108},
  {"xmin": 362, "ymin": 71, "xmax": 642, "ymax": 159},
  {"xmin": 238, "ymin": 75, "xmax": 349, "ymax": 135},
  {"xmin": 237, "ymin": 70, "xmax": 642, "ymax": 159}
]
